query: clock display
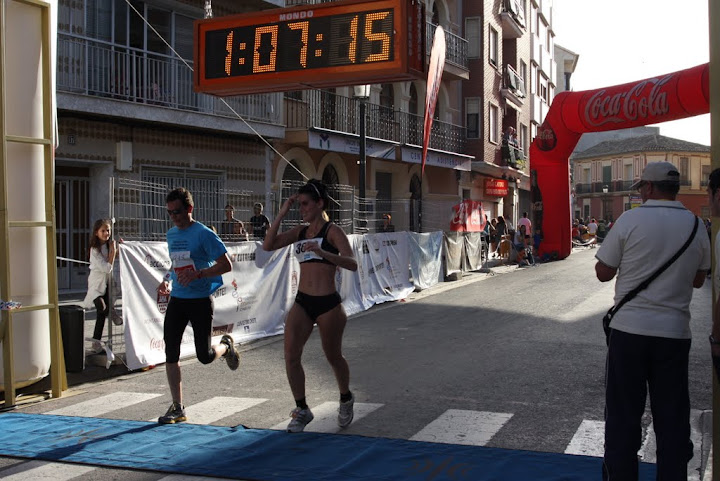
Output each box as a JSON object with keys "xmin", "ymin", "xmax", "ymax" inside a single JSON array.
[{"xmin": 194, "ymin": 0, "xmax": 425, "ymax": 96}]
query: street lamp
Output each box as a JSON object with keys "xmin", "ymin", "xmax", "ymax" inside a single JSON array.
[{"xmin": 353, "ymin": 85, "xmax": 371, "ymax": 203}]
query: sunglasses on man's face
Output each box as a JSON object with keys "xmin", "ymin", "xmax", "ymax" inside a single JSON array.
[{"xmin": 167, "ymin": 208, "xmax": 185, "ymax": 216}]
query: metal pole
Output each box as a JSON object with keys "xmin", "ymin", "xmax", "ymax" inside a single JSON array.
[{"xmin": 359, "ymin": 99, "xmax": 366, "ymax": 202}]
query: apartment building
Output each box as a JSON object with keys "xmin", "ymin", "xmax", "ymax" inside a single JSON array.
[
  {"xmin": 572, "ymin": 134, "xmax": 711, "ymax": 221},
  {"xmin": 462, "ymin": 0, "xmax": 554, "ymax": 226},
  {"xmin": 53, "ymin": 0, "xmax": 474, "ymax": 291},
  {"xmin": 275, "ymin": 0, "xmax": 470, "ymax": 235}
]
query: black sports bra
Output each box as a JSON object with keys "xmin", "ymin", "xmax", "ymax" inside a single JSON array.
[{"xmin": 298, "ymin": 222, "xmax": 339, "ymax": 264}]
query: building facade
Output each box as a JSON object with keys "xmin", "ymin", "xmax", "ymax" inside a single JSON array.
[
  {"xmin": 462, "ymin": 0, "xmax": 555, "ymax": 227},
  {"xmin": 52, "ymin": 0, "xmax": 568, "ymax": 292},
  {"xmin": 572, "ymin": 134, "xmax": 711, "ymax": 222}
]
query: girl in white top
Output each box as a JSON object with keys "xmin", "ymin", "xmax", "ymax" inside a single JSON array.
[{"xmin": 82, "ymin": 219, "xmax": 117, "ymax": 348}]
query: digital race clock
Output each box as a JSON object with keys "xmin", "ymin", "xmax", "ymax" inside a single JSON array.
[{"xmin": 194, "ymin": 0, "xmax": 425, "ymax": 96}]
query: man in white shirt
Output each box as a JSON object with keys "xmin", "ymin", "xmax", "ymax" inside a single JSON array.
[
  {"xmin": 595, "ymin": 161, "xmax": 710, "ymax": 480},
  {"xmin": 587, "ymin": 218, "xmax": 598, "ymax": 236}
]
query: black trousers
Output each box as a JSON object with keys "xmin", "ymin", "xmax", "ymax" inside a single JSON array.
[
  {"xmin": 603, "ymin": 329, "xmax": 692, "ymax": 481},
  {"xmin": 92, "ymin": 290, "xmax": 110, "ymax": 341}
]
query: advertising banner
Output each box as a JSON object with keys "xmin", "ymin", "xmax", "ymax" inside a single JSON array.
[
  {"xmin": 119, "ymin": 234, "xmax": 416, "ymax": 370},
  {"xmin": 408, "ymin": 232, "xmax": 443, "ymax": 290},
  {"xmin": 450, "ymin": 200, "xmax": 485, "ymax": 232},
  {"xmin": 119, "ymin": 241, "xmax": 291, "ymax": 371}
]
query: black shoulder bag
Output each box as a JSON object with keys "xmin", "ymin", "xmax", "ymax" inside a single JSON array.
[{"xmin": 602, "ymin": 216, "xmax": 699, "ymax": 346}]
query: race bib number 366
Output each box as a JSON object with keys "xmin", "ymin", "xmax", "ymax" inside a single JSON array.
[{"xmin": 294, "ymin": 238, "xmax": 322, "ymax": 263}]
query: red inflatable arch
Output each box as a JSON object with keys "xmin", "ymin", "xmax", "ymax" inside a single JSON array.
[{"xmin": 530, "ymin": 63, "xmax": 710, "ymax": 260}]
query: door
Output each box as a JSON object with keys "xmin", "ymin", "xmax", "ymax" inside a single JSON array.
[{"xmin": 55, "ymin": 177, "xmax": 91, "ymax": 290}]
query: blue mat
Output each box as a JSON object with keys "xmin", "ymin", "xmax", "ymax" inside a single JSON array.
[{"xmin": 0, "ymin": 413, "xmax": 656, "ymax": 480}]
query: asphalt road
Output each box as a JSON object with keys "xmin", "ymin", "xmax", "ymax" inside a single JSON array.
[{"xmin": 0, "ymin": 248, "xmax": 714, "ymax": 480}]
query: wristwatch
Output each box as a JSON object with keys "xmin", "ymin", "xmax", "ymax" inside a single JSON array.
[{"xmin": 709, "ymin": 335, "xmax": 720, "ymax": 345}]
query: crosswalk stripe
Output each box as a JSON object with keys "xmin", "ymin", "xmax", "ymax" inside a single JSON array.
[
  {"xmin": 270, "ymin": 402, "xmax": 384, "ymax": 433},
  {"xmin": 46, "ymin": 392, "xmax": 162, "ymax": 417},
  {"xmin": 564, "ymin": 420, "xmax": 605, "ymax": 457},
  {"xmin": 0, "ymin": 460, "xmax": 95, "ymax": 480},
  {"xmin": 149, "ymin": 397, "xmax": 268, "ymax": 424},
  {"xmin": 409, "ymin": 410, "xmax": 513, "ymax": 446}
]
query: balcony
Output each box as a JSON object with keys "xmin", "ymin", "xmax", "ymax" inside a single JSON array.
[
  {"xmin": 500, "ymin": 0, "xmax": 527, "ymax": 39},
  {"xmin": 284, "ymin": 89, "xmax": 466, "ymax": 155},
  {"xmin": 56, "ymin": 34, "xmax": 283, "ymax": 135},
  {"xmin": 501, "ymin": 140, "xmax": 525, "ymax": 170},
  {"xmin": 614, "ymin": 180, "xmax": 633, "ymax": 192},
  {"xmin": 500, "ymin": 64, "xmax": 526, "ymax": 109},
  {"xmin": 427, "ymin": 22, "xmax": 469, "ymax": 80}
]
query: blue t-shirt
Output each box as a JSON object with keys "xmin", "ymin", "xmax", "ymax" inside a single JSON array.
[{"xmin": 167, "ymin": 221, "xmax": 227, "ymax": 299}]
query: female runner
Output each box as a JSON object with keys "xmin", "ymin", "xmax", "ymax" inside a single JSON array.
[{"xmin": 263, "ymin": 179, "xmax": 358, "ymax": 433}]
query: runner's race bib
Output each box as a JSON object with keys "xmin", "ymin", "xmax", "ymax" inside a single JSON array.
[{"xmin": 294, "ymin": 238, "xmax": 322, "ymax": 263}]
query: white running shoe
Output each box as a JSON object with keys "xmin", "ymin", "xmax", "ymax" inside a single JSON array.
[
  {"xmin": 287, "ymin": 407, "xmax": 314, "ymax": 433},
  {"xmin": 338, "ymin": 395, "xmax": 354, "ymax": 428}
]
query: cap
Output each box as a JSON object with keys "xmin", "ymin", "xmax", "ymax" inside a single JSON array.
[{"xmin": 630, "ymin": 161, "xmax": 680, "ymax": 190}]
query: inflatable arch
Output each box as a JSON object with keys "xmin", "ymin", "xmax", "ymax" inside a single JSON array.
[{"xmin": 530, "ymin": 63, "xmax": 710, "ymax": 260}]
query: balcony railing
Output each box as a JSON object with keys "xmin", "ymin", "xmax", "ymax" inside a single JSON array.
[
  {"xmin": 427, "ymin": 22, "xmax": 469, "ymax": 70},
  {"xmin": 502, "ymin": 64, "xmax": 526, "ymax": 98},
  {"xmin": 502, "ymin": 0, "xmax": 526, "ymax": 28},
  {"xmin": 56, "ymin": 34, "xmax": 282, "ymax": 124},
  {"xmin": 284, "ymin": 89, "xmax": 466, "ymax": 154},
  {"xmin": 501, "ymin": 140, "xmax": 525, "ymax": 170}
]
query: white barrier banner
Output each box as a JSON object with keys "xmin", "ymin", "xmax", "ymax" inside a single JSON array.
[
  {"xmin": 356, "ymin": 232, "xmax": 414, "ymax": 307},
  {"xmin": 408, "ymin": 232, "xmax": 443, "ymax": 290},
  {"xmin": 119, "ymin": 241, "xmax": 291, "ymax": 371},
  {"xmin": 119, "ymin": 233, "xmax": 419, "ymax": 370}
]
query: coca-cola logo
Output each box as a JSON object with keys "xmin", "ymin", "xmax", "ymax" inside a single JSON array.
[
  {"xmin": 150, "ymin": 338, "xmax": 165, "ymax": 351},
  {"xmin": 536, "ymin": 123, "xmax": 557, "ymax": 152},
  {"xmin": 584, "ymin": 74, "xmax": 672, "ymax": 127},
  {"xmin": 291, "ymin": 271, "xmax": 298, "ymax": 294}
]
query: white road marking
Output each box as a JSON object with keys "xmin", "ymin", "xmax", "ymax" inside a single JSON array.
[
  {"xmin": 149, "ymin": 397, "xmax": 268, "ymax": 424},
  {"xmin": 0, "ymin": 460, "xmax": 95, "ymax": 480},
  {"xmin": 46, "ymin": 392, "xmax": 162, "ymax": 417},
  {"xmin": 271, "ymin": 401, "xmax": 383, "ymax": 433},
  {"xmin": 409, "ymin": 409, "xmax": 513, "ymax": 446},
  {"xmin": 565, "ymin": 420, "xmax": 605, "ymax": 457}
]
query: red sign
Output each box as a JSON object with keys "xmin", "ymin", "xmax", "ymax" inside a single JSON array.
[
  {"xmin": 450, "ymin": 200, "xmax": 485, "ymax": 232},
  {"xmin": 484, "ymin": 179, "xmax": 508, "ymax": 197}
]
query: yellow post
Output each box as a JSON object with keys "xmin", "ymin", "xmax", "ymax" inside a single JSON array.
[{"xmin": 711, "ymin": 0, "xmax": 720, "ymax": 478}]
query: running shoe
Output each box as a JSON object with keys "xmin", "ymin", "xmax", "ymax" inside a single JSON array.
[
  {"xmin": 221, "ymin": 334, "xmax": 240, "ymax": 371},
  {"xmin": 158, "ymin": 402, "xmax": 187, "ymax": 424},
  {"xmin": 338, "ymin": 394, "xmax": 354, "ymax": 428},
  {"xmin": 287, "ymin": 407, "xmax": 314, "ymax": 433}
]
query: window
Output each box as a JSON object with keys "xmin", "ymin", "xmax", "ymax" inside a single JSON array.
[
  {"xmin": 465, "ymin": 98, "xmax": 480, "ymax": 139},
  {"xmin": 466, "ymin": 17, "xmax": 481, "ymax": 59},
  {"xmin": 702, "ymin": 164, "xmax": 711, "ymax": 186},
  {"xmin": 679, "ymin": 157, "xmax": 689, "ymax": 184},
  {"xmin": 520, "ymin": 124, "xmax": 528, "ymax": 154},
  {"xmin": 520, "ymin": 61, "xmax": 527, "ymax": 89},
  {"xmin": 489, "ymin": 103, "xmax": 499, "ymax": 143},
  {"xmin": 489, "ymin": 27, "xmax": 498, "ymax": 67}
]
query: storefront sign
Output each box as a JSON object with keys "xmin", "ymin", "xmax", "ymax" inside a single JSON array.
[{"xmin": 484, "ymin": 178, "xmax": 508, "ymax": 197}]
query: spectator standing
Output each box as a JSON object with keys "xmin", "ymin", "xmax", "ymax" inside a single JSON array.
[
  {"xmin": 220, "ymin": 204, "xmax": 244, "ymax": 241},
  {"xmin": 379, "ymin": 213, "xmax": 395, "ymax": 233},
  {"xmin": 82, "ymin": 219, "xmax": 119, "ymax": 352},
  {"xmin": 156, "ymin": 188, "xmax": 240, "ymax": 424},
  {"xmin": 249, "ymin": 202, "xmax": 270, "ymax": 240},
  {"xmin": 595, "ymin": 162, "xmax": 710, "ymax": 480},
  {"xmin": 517, "ymin": 211, "xmax": 532, "ymax": 236}
]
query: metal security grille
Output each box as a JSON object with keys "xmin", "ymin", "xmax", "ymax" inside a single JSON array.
[
  {"xmin": 113, "ymin": 171, "xmax": 252, "ymax": 241},
  {"xmin": 278, "ymin": 180, "xmax": 355, "ymax": 233}
]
